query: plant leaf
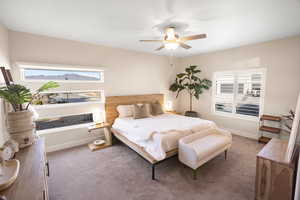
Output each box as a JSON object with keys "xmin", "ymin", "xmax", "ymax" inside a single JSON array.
[
  {"xmin": 189, "ymin": 65, "xmax": 197, "ymax": 70},
  {"xmin": 176, "ymin": 73, "xmax": 186, "ymax": 78},
  {"xmin": 37, "ymin": 81, "xmax": 59, "ymax": 93},
  {"xmin": 169, "ymin": 83, "xmax": 179, "ymax": 92},
  {"xmin": 191, "ymin": 75, "xmax": 199, "ymax": 81},
  {"xmin": 176, "ymin": 87, "xmax": 184, "ymax": 98},
  {"xmin": 185, "ymin": 68, "xmax": 192, "ymax": 74},
  {"xmin": 0, "ymin": 84, "xmax": 32, "ymax": 111}
]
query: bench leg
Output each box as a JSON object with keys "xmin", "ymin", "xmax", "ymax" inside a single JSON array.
[
  {"xmin": 225, "ymin": 150, "xmax": 228, "ymax": 160},
  {"xmin": 193, "ymin": 169, "xmax": 197, "ymax": 180},
  {"xmin": 152, "ymin": 164, "xmax": 155, "ymax": 180}
]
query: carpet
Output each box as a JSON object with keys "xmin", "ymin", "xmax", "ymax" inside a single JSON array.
[{"xmin": 48, "ymin": 135, "xmax": 263, "ymax": 200}]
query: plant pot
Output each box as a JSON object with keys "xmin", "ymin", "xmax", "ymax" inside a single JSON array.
[
  {"xmin": 184, "ymin": 111, "xmax": 198, "ymax": 117},
  {"xmin": 7, "ymin": 110, "xmax": 36, "ymax": 148}
]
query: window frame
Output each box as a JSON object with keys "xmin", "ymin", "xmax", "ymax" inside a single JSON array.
[
  {"xmin": 18, "ymin": 62, "xmax": 105, "ymax": 83},
  {"xmin": 212, "ymin": 68, "xmax": 266, "ymax": 121}
]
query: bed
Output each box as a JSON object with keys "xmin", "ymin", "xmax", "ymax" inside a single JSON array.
[{"xmin": 105, "ymin": 94, "xmax": 216, "ymax": 180}]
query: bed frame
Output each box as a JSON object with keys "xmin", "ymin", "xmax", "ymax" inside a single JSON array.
[{"xmin": 105, "ymin": 94, "xmax": 178, "ymax": 180}]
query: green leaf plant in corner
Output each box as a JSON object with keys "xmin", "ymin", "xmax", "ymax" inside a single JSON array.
[
  {"xmin": 169, "ymin": 65, "xmax": 212, "ymax": 117},
  {"xmin": 0, "ymin": 81, "xmax": 59, "ymax": 112}
]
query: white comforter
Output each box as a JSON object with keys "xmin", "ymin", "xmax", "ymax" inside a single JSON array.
[{"xmin": 112, "ymin": 114, "xmax": 216, "ymax": 161}]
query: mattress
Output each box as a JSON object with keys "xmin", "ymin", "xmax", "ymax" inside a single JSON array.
[{"xmin": 112, "ymin": 113, "xmax": 215, "ymax": 161}]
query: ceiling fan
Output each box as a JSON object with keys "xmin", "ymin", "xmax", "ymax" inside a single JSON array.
[{"xmin": 139, "ymin": 27, "xmax": 207, "ymax": 51}]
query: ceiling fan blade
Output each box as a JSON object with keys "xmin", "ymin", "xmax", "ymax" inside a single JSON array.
[
  {"xmin": 155, "ymin": 45, "xmax": 165, "ymax": 51},
  {"xmin": 139, "ymin": 40, "xmax": 163, "ymax": 42},
  {"xmin": 180, "ymin": 34, "xmax": 207, "ymax": 42},
  {"xmin": 179, "ymin": 42, "xmax": 192, "ymax": 49}
]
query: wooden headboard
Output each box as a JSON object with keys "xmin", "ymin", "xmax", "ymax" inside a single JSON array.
[{"xmin": 105, "ymin": 94, "xmax": 164, "ymax": 125}]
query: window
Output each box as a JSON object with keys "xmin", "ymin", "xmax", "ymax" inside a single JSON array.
[
  {"xmin": 36, "ymin": 113, "xmax": 94, "ymax": 130},
  {"xmin": 33, "ymin": 90, "xmax": 104, "ymax": 106},
  {"xmin": 213, "ymin": 69, "xmax": 265, "ymax": 120},
  {"xmin": 20, "ymin": 65, "xmax": 104, "ymax": 82}
]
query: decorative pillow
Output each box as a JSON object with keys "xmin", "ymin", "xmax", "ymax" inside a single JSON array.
[
  {"xmin": 133, "ymin": 104, "xmax": 149, "ymax": 119},
  {"xmin": 144, "ymin": 103, "xmax": 152, "ymax": 116},
  {"xmin": 116, "ymin": 105, "xmax": 134, "ymax": 118},
  {"xmin": 151, "ymin": 102, "xmax": 164, "ymax": 116}
]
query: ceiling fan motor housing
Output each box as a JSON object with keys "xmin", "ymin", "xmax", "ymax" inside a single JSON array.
[{"xmin": 140, "ymin": 24, "xmax": 207, "ymax": 51}]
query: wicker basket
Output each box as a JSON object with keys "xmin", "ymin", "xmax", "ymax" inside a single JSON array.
[{"xmin": 7, "ymin": 110, "xmax": 36, "ymax": 148}]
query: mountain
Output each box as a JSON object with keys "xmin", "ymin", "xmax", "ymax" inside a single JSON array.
[{"xmin": 26, "ymin": 73, "xmax": 99, "ymax": 81}]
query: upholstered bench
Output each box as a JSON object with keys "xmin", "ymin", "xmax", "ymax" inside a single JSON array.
[{"xmin": 178, "ymin": 128, "xmax": 232, "ymax": 179}]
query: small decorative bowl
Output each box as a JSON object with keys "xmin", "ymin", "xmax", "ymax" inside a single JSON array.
[{"xmin": 93, "ymin": 140, "xmax": 105, "ymax": 146}]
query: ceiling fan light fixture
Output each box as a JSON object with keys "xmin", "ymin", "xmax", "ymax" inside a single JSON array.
[
  {"xmin": 164, "ymin": 42, "xmax": 179, "ymax": 50},
  {"xmin": 166, "ymin": 27, "xmax": 176, "ymax": 40}
]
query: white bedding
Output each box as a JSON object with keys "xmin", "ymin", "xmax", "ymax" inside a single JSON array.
[{"xmin": 112, "ymin": 113, "xmax": 216, "ymax": 161}]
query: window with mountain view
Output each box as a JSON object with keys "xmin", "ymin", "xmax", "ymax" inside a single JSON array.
[
  {"xmin": 23, "ymin": 68, "xmax": 103, "ymax": 82},
  {"xmin": 213, "ymin": 69, "xmax": 265, "ymax": 119}
]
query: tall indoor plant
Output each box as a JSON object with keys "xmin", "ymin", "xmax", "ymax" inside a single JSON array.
[
  {"xmin": 0, "ymin": 81, "xmax": 59, "ymax": 147},
  {"xmin": 169, "ymin": 65, "xmax": 212, "ymax": 117}
]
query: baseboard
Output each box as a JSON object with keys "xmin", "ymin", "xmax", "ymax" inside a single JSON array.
[
  {"xmin": 221, "ymin": 127, "xmax": 259, "ymax": 140},
  {"xmin": 45, "ymin": 127, "xmax": 258, "ymax": 152},
  {"xmin": 45, "ymin": 135, "xmax": 104, "ymax": 153}
]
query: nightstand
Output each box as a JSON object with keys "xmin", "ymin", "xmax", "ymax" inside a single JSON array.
[{"xmin": 88, "ymin": 122, "xmax": 112, "ymax": 151}]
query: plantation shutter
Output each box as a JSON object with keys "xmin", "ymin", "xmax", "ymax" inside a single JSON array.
[
  {"xmin": 235, "ymin": 71, "xmax": 263, "ymax": 117},
  {"xmin": 214, "ymin": 69, "xmax": 264, "ymax": 118},
  {"xmin": 214, "ymin": 72, "xmax": 235, "ymax": 114}
]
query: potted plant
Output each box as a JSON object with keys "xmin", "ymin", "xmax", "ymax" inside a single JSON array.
[
  {"xmin": 169, "ymin": 65, "xmax": 212, "ymax": 117},
  {"xmin": 0, "ymin": 81, "xmax": 59, "ymax": 148}
]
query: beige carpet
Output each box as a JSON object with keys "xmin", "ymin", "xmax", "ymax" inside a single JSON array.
[{"xmin": 48, "ymin": 135, "xmax": 263, "ymax": 200}]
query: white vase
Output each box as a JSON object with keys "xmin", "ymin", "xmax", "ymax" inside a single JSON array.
[{"xmin": 7, "ymin": 110, "xmax": 36, "ymax": 148}]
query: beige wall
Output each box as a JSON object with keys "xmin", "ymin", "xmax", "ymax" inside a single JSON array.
[
  {"xmin": 176, "ymin": 36, "xmax": 300, "ymax": 138},
  {"xmin": 0, "ymin": 24, "xmax": 10, "ymax": 146},
  {"xmin": 9, "ymin": 31, "xmax": 177, "ymax": 97},
  {"xmin": 0, "ymin": 25, "xmax": 10, "ymax": 69}
]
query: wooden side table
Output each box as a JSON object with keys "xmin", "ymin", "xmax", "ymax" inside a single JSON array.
[{"xmin": 88, "ymin": 122, "xmax": 112, "ymax": 151}]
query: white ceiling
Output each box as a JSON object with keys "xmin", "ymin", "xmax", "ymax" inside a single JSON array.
[{"xmin": 0, "ymin": 0, "xmax": 300, "ymax": 57}]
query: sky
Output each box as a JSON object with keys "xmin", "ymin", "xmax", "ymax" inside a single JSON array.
[{"xmin": 24, "ymin": 69, "xmax": 101, "ymax": 79}]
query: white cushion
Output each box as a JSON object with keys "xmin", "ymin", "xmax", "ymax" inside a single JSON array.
[
  {"xmin": 117, "ymin": 105, "xmax": 134, "ymax": 118},
  {"xmin": 179, "ymin": 128, "xmax": 232, "ymax": 170},
  {"xmin": 144, "ymin": 103, "xmax": 152, "ymax": 116},
  {"xmin": 189, "ymin": 134, "xmax": 231, "ymax": 161},
  {"xmin": 117, "ymin": 103, "xmax": 152, "ymax": 118}
]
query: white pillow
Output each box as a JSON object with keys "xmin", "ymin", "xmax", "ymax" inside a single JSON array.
[{"xmin": 117, "ymin": 105, "xmax": 134, "ymax": 118}]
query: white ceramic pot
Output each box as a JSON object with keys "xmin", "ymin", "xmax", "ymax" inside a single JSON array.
[{"xmin": 7, "ymin": 110, "xmax": 36, "ymax": 148}]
